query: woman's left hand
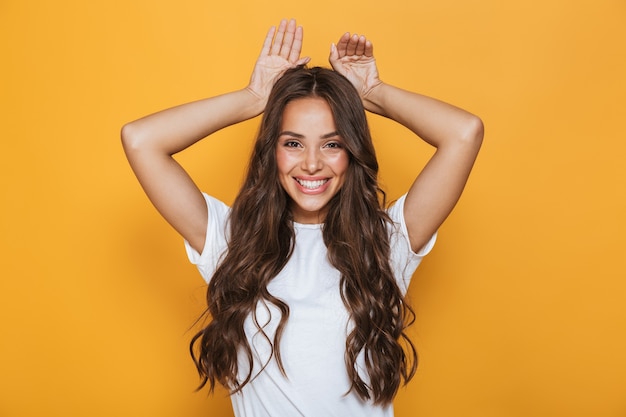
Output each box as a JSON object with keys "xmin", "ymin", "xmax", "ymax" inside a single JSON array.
[{"xmin": 329, "ymin": 33, "xmax": 382, "ymax": 103}]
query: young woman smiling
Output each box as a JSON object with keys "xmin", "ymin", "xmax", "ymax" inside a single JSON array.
[
  {"xmin": 276, "ymin": 96, "xmax": 349, "ymax": 224},
  {"xmin": 122, "ymin": 18, "xmax": 483, "ymax": 417}
]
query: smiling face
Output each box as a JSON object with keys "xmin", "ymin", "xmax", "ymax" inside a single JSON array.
[{"xmin": 276, "ymin": 97, "xmax": 350, "ymax": 224}]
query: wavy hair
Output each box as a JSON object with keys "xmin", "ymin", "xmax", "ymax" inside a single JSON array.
[{"xmin": 190, "ymin": 66, "xmax": 417, "ymax": 405}]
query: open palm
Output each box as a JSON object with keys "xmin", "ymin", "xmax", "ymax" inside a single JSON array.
[
  {"xmin": 329, "ymin": 33, "xmax": 382, "ymax": 99},
  {"xmin": 247, "ymin": 19, "xmax": 310, "ymax": 105}
]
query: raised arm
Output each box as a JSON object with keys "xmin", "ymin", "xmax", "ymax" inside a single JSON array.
[
  {"xmin": 330, "ymin": 33, "xmax": 483, "ymax": 252},
  {"xmin": 121, "ymin": 19, "xmax": 309, "ymax": 253}
]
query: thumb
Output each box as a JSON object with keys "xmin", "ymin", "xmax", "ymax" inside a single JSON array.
[
  {"xmin": 295, "ymin": 56, "xmax": 311, "ymax": 67},
  {"xmin": 329, "ymin": 43, "xmax": 339, "ymax": 67}
]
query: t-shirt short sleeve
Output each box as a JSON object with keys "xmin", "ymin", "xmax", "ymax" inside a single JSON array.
[
  {"xmin": 184, "ymin": 193, "xmax": 230, "ymax": 283},
  {"xmin": 184, "ymin": 192, "xmax": 435, "ymax": 290},
  {"xmin": 387, "ymin": 193, "xmax": 437, "ymax": 294}
]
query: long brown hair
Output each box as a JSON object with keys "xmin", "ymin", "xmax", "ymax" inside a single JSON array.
[{"xmin": 190, "ymin": 66, "xmax": 417, "ymax": 405}]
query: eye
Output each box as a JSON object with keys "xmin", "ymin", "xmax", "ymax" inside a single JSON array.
[
  {"xmin": 283, "ymin": 140, "xmax": 302, "ymax": 148},
  {"xmin": 324, "ymin": 141, "xmax": 343, "ymax": 149}
]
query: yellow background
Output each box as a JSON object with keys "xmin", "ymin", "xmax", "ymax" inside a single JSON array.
[{"xmin": 1, "ymin": 0, "xmax": 625, "ymax": 416}]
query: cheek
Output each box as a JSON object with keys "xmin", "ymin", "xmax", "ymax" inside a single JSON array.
[
  {"xmin": 275, "ymin": 148, "xmax": 290, "ymax": 173},
  {"xmin": 334, "ymin": 153, "xmax": 350, "ymax": 176}
]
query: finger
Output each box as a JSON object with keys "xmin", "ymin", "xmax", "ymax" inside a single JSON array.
[
  {"xmin": 329, "ymin": 42, "xmax": 338, "ymax": 64},
  {"xmin": 260, "ymin": 26, "xmax": 276, "ymax": 56},
  {"xmin": 288, "ymin": 25, "xmax": 304, "ymax": 63},
  {"xmin": 270, "ymin": 19, "xmax": 287, "ymax": 55},
  {"xmin": 295, "ymin": 56, "xmax": 311, "ymax": 66},
  {"xmin": 355, "ymin": 35, "xmax": 367, "ymax": 56},
  {"xmin": 335, "ymin": 32, "xmax": 351, "ymax": 58},
  {"xmin": 279, "ymin": 18, "xmax": 297, "ymax": 59},
  {"xmin": 346, "ymin": 33, "xmax": 359, "ymax": 56},
  {"xmin": 364, "ymin": 39, "xmax": 374, "ymax": 57}
]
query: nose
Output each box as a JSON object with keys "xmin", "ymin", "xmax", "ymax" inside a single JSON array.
[{"xmin": 301, "ymin": 146, "xmax": 323, "ymax": 173}]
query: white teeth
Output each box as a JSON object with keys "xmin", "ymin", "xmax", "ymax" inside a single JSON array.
[{"xmin": 296, "ymin": 179, "xmax": 327, "ymax": 189}]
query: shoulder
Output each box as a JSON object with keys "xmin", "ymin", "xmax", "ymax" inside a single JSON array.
[
  {"xmin": 387, "ymin": 194, "xmax": 437, "ymax": 257},
  {"xmin": 386, "ymin": 194, "xmax": 437, "ymax": 293},
  {"xmin": 386, "ymin": 194, "xmax": 407, "ymax": 224},
  {"xmin": 202, "ymin": 193, "xmax": 230, "ymax": 220},
  {"xmin": 184, "ymin": 193, "xmax": 231, "ymax": 282}
]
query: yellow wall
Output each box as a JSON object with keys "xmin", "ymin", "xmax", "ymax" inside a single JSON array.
[{"xmin": 1, "ymin": 0, "xmax": 625, "ymax": 416}]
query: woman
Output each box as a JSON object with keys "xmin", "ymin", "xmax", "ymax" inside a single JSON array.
[{"xmin": 122, "ymin": 19, "xmax": 483, "ymax": 416}]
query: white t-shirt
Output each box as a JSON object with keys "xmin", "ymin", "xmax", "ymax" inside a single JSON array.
[{"xmin": 185, "ymin": 193, "xmax": 436, "ymax": 417}]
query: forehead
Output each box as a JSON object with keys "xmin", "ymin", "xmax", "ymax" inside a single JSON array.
[{"xmin": 281, "ymin": 97, "xmax": 336, "ymax": 130}]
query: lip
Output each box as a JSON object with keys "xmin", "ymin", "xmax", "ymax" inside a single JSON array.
[{"xmin": 293, "ymin": 177, "xmax": 331, "ymax": 194}]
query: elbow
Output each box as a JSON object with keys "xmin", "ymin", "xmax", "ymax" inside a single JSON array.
[
  {"xmin": 460, "ymin": 114, "xmax": 484, "ymax": 152},
  {"xmin": 120, "ymin": 121, "xmax": 145, "ymax": 155}
]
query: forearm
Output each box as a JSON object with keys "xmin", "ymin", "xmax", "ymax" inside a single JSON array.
[
  {"xmin": 121, "ymin": 88, "xmax": 264, "ymax": 156},
  {"xmin": 363, "ymin": 82, "xmax": 483, "ymax": 149}
]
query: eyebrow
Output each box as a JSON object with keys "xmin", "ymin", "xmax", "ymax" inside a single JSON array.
[{"xmin": 278, "ymin": 130, "xmax": 340, "ymax": 140}]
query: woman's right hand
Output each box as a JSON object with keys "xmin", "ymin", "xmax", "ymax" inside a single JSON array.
[{"xmin": 246, "ymin": 19, "xmax": 310, "ymax": 107}]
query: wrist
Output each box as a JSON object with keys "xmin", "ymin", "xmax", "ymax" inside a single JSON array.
[
  {"xmin": 241, "ymin": 87, "xmax": 268, "ymax": 118},
  {"xmin": 362, "ymin": 81, "xmax": 387, "ymax": 115}
]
